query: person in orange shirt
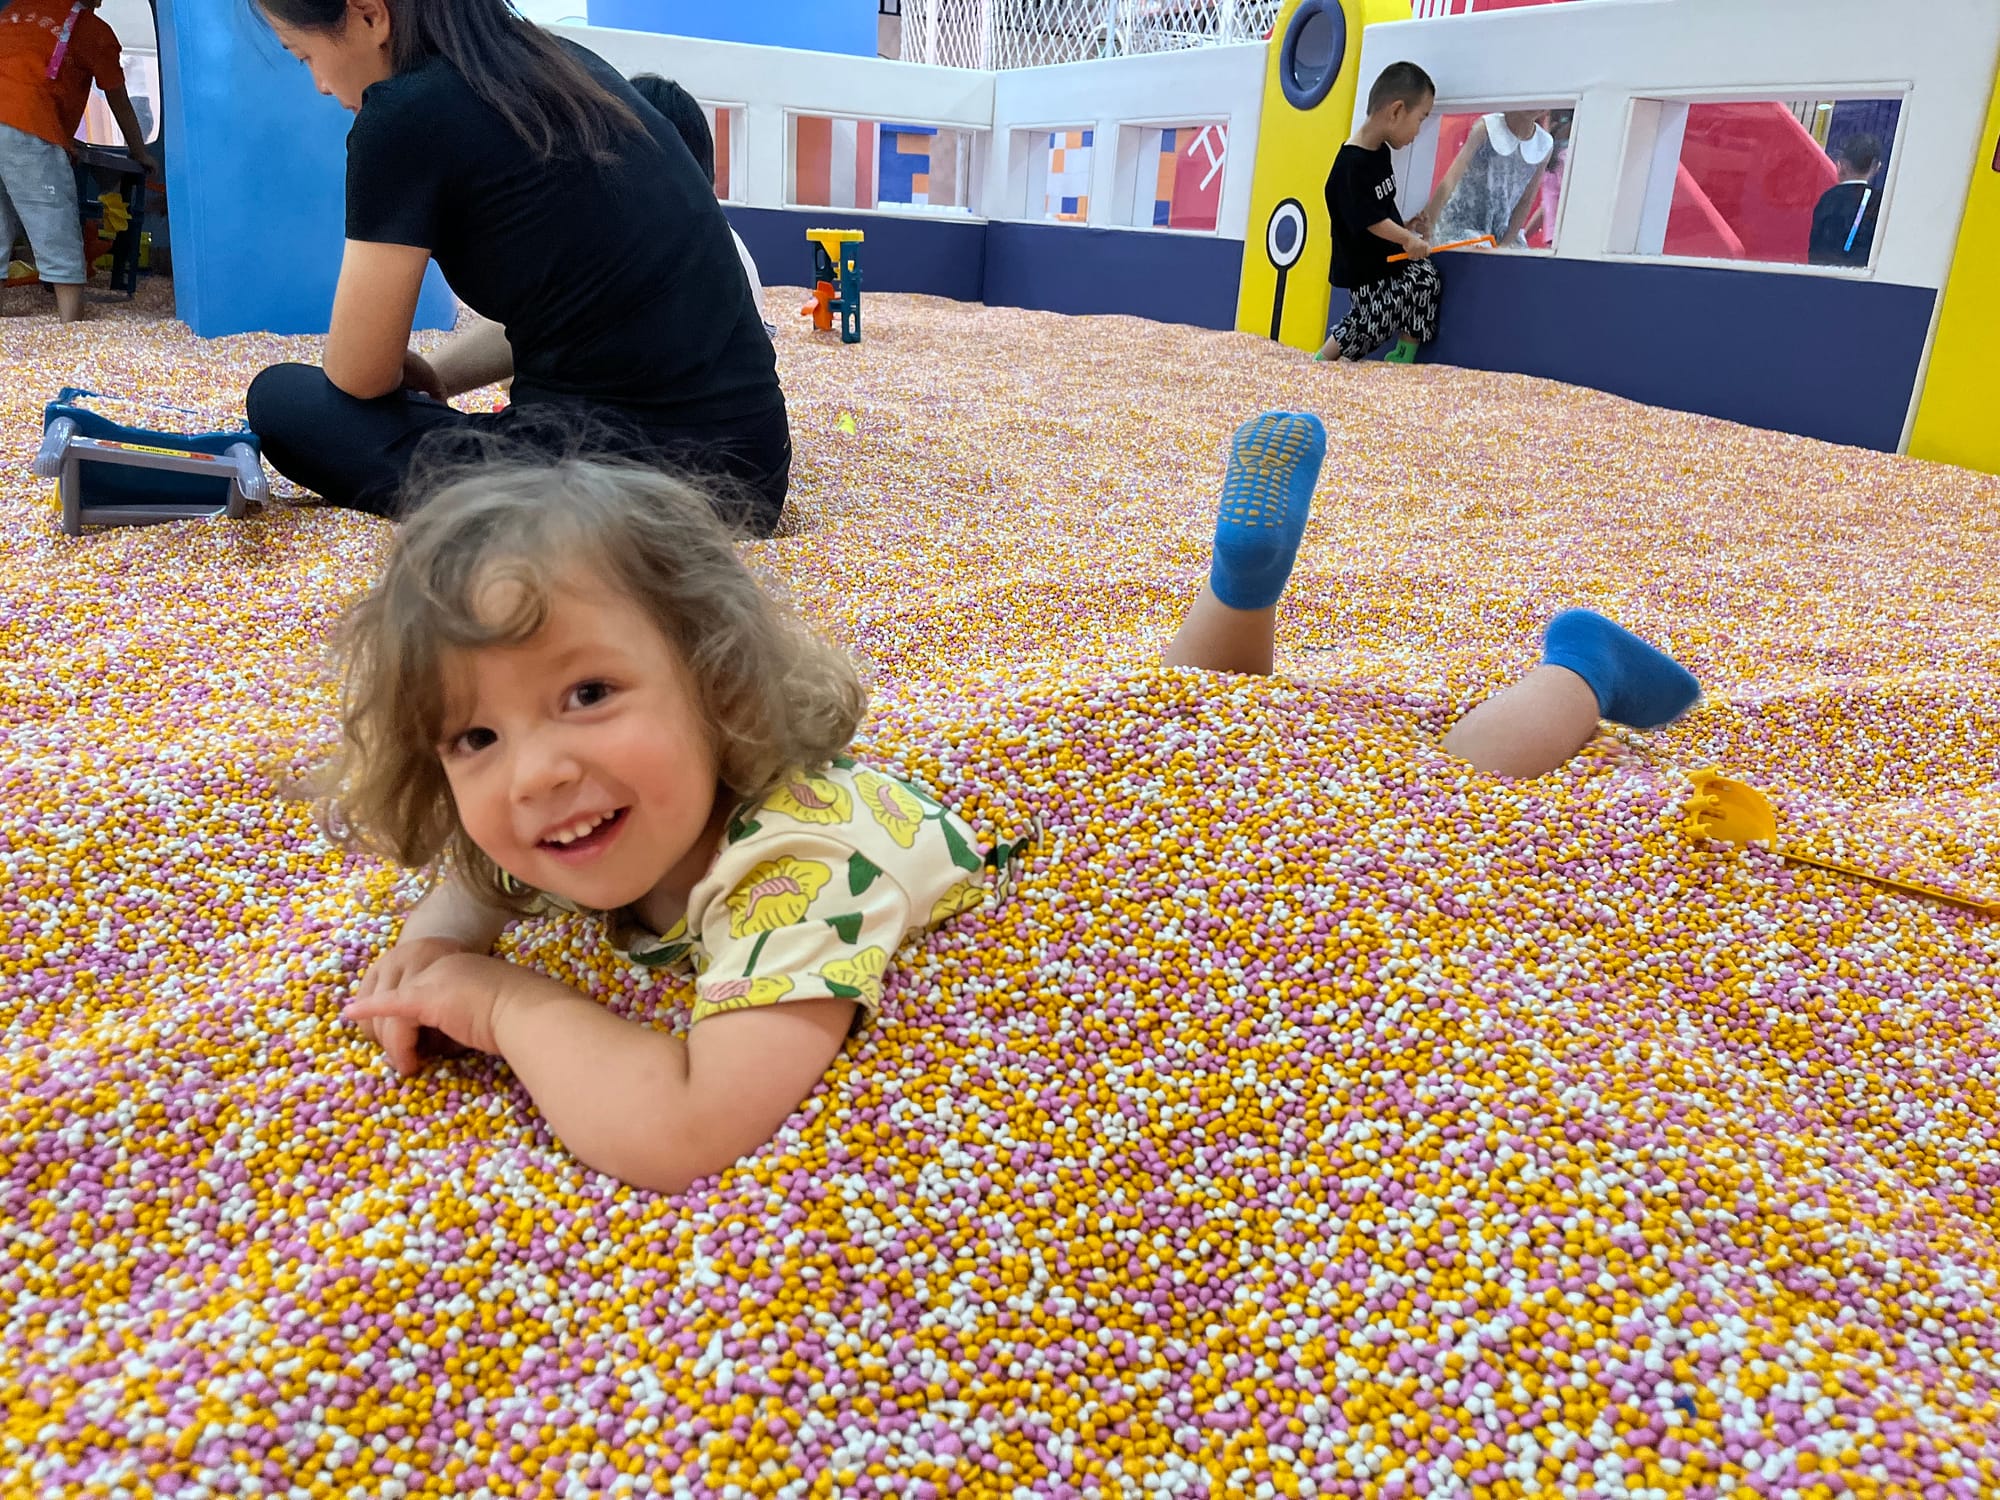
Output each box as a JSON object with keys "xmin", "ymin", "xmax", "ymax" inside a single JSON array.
[{"xmin": 0, "ymin": 0, "xmax": 155, "ymax": 321}]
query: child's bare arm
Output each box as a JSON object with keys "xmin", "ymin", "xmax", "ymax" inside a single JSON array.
[
  {"xmin": 490, "ymin": 975, "xmax": 854, "ymax": 1191},
  {"xmin": 343, "ymin": 956, "xmax": 854, "ymax": 1191},
  {"xmin": 1419, "ymin": 132, "xmax": 1482, "ymax": 227},
  {"xmin": 1503, "ymin": 164, "xmax": 1550, "ymax": 245},
  {"xmin": 396, "ymin": 873, "xmax": 516, "ymax": 952},
  {"xmin": 100, "ymin": 86, "xmax": 156, "ymax": 171},
  {"xmin": 1369, "ymin": 219, "xmax": 1429, "ymax": 256}
]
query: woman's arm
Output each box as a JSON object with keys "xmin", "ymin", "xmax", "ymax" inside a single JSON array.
[
  {"xmin": 324, "ymin": 240, "xmax": 433, "ymax": 400},
  {"xmin": 424, "ymin": 316, "xmax": 516, "ymax": 399}
]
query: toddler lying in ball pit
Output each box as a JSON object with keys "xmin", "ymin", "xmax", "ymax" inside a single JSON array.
[{"xmin": 322, "ymin": 416, "xmax": 1700, "ymax": 1192}]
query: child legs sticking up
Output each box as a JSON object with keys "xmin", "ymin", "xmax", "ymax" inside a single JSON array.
[{"xmin": 1164, "ymin": 410, "xmax": 1701, "ymax": 771}]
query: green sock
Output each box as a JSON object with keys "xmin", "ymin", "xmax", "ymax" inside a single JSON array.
[{"xmin": 1383, "ymin": 337, "xmax": 1420, "ymax": 364}]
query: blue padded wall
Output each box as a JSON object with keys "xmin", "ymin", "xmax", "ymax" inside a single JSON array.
[
  {"xmin": 725, "ymin": 206, "xmax": 987, "ymax": 303},
  {"xmin": 723, "ymin": 208, "xmax": 1243, "ymax": 332},
  {"xmin": 1343, "ymin": 252, "xmax": 1937, "ymax": 454},
  {"xmin": 983, "ymin": 222, "xmax": 1243, "ymax": 329},
  {"xmin": 157, "ymin": 0, "xmax": 454, "ymax": 338},
  {"xmin": 587, "ymin": 0, "xmax": 877, "ymax": 57}
]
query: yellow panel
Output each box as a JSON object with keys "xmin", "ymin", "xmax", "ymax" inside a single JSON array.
[
  {"xmin": 1236, "ymin": 0, "xmax": 1413, "ymax": 351},
  {"xmin": 1909, "ymin": 60, "xmax": 2000, "ymax": 473}
]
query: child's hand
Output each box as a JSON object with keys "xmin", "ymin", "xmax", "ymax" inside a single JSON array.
[
  {"xmin": 350, "ymin": 936, "xmax": 469, "ymax": 1075},
  {"xmin": 1408, "ymin": 209, "xmax": 1433, "ymax": 236},
  {"xmin": 342, "ymin": 952, "xmax": 518, "ymax": 1070}
]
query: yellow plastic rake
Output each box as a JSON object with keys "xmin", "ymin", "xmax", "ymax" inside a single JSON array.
[{"xmin": 1685, "ymin": 770, "xmax": 1997, "ymax": 916}]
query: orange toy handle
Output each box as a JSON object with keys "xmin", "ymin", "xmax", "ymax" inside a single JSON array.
[
  {"xmin": 799, "ymin": 280, "xmax": 836, "ymax": 330},
  {"xmin": 1781, "ymin": 851, "xmax": 1998, "ymax": 916},
  {"xmin": 1388, "ymin": 234, "xmax": 1495, "ymax": 263}
]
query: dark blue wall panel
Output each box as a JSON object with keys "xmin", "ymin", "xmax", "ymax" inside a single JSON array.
[
  {"xmin": 1331, "ymin": 252, "xmax": 1934, "ymax": 453},
  {"xmin": 983, "ymin": 222, "xmax": 1244, "ymax": 329},
  {"xmin": 725, "ymin": 206, "xmax": 986, "ymax": 303},
  {"xmin": 730, "ymin": 206, "xmax": 1927, "ymax": 454}
]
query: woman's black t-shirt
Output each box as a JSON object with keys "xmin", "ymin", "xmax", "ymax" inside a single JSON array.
[
  {"xmin": 344, "ymin": 42, "xmax": 778, "ymax": 430},
  {"xmin": 1324, "ymin": 142, "xmax": 1402, "ymax": 289}
]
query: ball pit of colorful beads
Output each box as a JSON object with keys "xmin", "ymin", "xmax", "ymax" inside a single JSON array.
[{"xmin": 3, "ymin": 284, "xmax": 2000, "ymax": 1497}]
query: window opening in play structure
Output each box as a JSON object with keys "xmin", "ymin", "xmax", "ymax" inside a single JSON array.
[
  {"xmin": 80, "ymin": 0, "xmax": 161, "ymax": 149},
  {"xmin": 788, "ymin": 115, "xmax": 981, "ymax": 215},
  {"xmin": 1124, "ymin": 121, "xmax": 1227, "ymax": 233},
  {"xmin": 79, "ymin": 50, "xmax": 160, "ymax": 147},
  {"xmin": 701, "ymin": 103, "xmax": 748, "ymax": 203},
  {"xmin": 1039, "ymin": 128, "xmax": 1093, "ymax": 222},
  {"xmin": 1616, "ymin": 94, "xmax": 1904, "ymax": 271},
  {"xmin": 1279, "ymin": 1, "xmax": 1343, "ymax": 111},
  {"xmin": 1417, "ymin": 107, "xmax": 1576, "ymax": 253}
]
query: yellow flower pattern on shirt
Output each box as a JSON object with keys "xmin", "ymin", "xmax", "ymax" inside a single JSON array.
[
  {"xmin": 929, "ymin": 880, "xmax": 988, "ymax": 925},
  {"xmin": 764, "ymin": 773, "xmax": 853, "ymax": 826},
  {"xmin": 697, "ymin": 974, "xmax": 796, "ymax": 1015},
  {"xmin": 724, "ymin": 855, "xmax": 832, "ymax": 938},
  {"xmin": 854, "ymin": 770, "xmax": 927, "ymax": 848},
  {"xmin": 592, "ymin": 760, "xmax": 999, "ymax": 1029},
  {"xmin": 817, "ymin": 946, "xmax": 889, "ymax": 1007}
]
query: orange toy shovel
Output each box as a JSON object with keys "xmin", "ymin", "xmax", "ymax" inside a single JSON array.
[{"xmin": 1685, "ymin": 770, "xmax": 1996, "ymax": 916}]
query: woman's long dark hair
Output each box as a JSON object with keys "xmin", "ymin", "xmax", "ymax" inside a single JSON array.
[{"xmin": 261, "ymin": 0, "xmax": 645, "ymax": 162}]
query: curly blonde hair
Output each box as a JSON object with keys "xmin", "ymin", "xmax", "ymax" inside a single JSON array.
[{"xmin": 314, "ymin": 458, "xmax": 866, "ymax": 911}]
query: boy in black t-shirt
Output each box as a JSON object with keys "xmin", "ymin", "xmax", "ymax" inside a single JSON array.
[
  {"xmin": 1808, "ymin": 135, "xmax": 1882, "ymax": 268},
  {"xmin": 1316, "ymin": 62, "xmax": 1439, "ymax": 364}
]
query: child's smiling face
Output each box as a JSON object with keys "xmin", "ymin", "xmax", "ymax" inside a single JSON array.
[{"xmin": 437, "ymin": 577, "xmax": 725, "ymax": 929}]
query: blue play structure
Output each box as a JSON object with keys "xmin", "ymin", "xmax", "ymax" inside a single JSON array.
[{"xmin": 35, "ymin": 390, "xmax": 268, "ymax": 537}]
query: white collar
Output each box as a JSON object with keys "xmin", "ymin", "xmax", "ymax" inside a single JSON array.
[{"xmin": 1483, "ymin": 114, "xmax": 1554, "ymax": 165}]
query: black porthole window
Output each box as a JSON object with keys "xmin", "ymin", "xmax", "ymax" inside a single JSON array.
[{"xmin": 1280, "ymin": 0, "xmax": 1346, "ymax": 112}]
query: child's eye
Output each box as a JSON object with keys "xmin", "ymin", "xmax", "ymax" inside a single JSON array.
[
  {"xmin": 444, "ymin": 727, "xmax": 496, "ymax": 756},
  {"xmin": 567, "ymin": 680, "xmax": 614, "ymax": 710}
]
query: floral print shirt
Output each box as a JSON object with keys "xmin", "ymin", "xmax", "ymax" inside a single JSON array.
[{"xmin": 591, "ymin": 758, "xmax": 992, "ymax": 1029}]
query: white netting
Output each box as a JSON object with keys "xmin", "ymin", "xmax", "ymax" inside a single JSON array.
[{"xmin": 899, "ymin": 0, "xmax": 1284, "ymax": 70}]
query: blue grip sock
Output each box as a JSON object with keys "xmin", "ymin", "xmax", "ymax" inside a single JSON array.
[
  {"xmin": 1541, "ymin": 609, "xmax": 1701, "ymax": 729},
  {"xmin": 1208, "ymin": 411, "xmax": 1327, "ymax": 611}
]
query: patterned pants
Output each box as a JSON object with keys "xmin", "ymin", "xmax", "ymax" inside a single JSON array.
[{"xmin": 1328, "ymin": 260, "xmax": 1443, "ymax": 361}]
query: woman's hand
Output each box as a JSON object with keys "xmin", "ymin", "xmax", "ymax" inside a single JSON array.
[
  {"xmin": 401, "ymin": 349, "xmax": 450, "ymax": 402},
  {"xmin": 343, "ymin": 951, "xmax": 522, "ymax": 1069},
  {"xmin": 348, "ymin": 936, "xmax": 469, "ymax": 1074}
]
